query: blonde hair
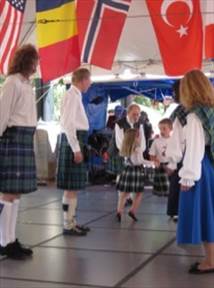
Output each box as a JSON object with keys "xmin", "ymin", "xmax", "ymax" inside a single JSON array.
[
  {"xmin": 180, "ymin": 70, "xmax": 214, "ymax": 109},
  {"xmin": 72, "ymin": 68, "xmax": 90, "ymax": 84},
  {"xmin": 120, "ymin": 129, "xmax": 138, "ymax": 157}
]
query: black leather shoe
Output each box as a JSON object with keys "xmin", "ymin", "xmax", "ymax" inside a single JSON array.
[
  {"xmin": 14, "ymin": 239, "xmax": 33, "ymax": 256},
  {"xmin": 2, "ymin": 242, "xmax": 26, "ymax": 260},
  {"xmin": 128, "ymin": 211, "xmax": 138, "ymax": 222},
  {"xmin": 76, "ymin": 225, "xmax": 91, "ymax": 232},
  {"xmin": 63, "ymin": 227, "xmax": 87, "ymax": 236}
]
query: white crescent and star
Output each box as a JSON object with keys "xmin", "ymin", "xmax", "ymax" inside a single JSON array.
[{"xmin": 160, "ymin": 0, "xmax": 193, "ymax": 37}]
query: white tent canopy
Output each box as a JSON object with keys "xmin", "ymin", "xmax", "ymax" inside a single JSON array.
[{"xmin": 19, "ymin": 0, "xmax": 213, "ymax": 79}]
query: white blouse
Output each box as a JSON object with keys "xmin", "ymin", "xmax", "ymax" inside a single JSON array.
[
  {"xmin": 115, "ymin": 116, "xmax": 146, "ymax": 153},
  {"xmin": 60, "ymin": 85, "xmax": 89, "ymax": 153},
  {"xmin": 178, "ymin": 113, "xmax": 205, "ymax": 187},
  {"xmin": 165, "ymin": 118, "xmax": 186, "ymax": 170},
  {"xmin": 0, "ymin": 73, "xmax": 37, "ymax": 136}
]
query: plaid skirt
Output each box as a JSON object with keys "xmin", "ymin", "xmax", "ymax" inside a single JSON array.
[
  {"xmin": 116, "ymin": 165, "xmax": 144, "ymax": 193},
  {"xmin": 153, "ymin": 164, "xmax": 169, "ymax": 195},
  {"xmin": 107, "ymin": 154, "xmax": 124, "ymax": 175},
  {"xmin": 57, "ymin": 131, "xmax": 88, "ymax": 190},
  {"xmin": 0, "ymin": 127, "xmax": 37, "ymax": 194}
]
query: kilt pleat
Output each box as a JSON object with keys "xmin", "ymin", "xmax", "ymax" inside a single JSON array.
[
  {"xmin": 153, "ymin": 165, "xmax": 169, "ymax": 195},
  {"xmin": 0, "ymin": 127, "xmax": 37, "ymax": 194},
  {"xmin": 57, "ymin": 131, "xmax": 88, "ymax": 190},
  {"xmin": 116, "ymin": 165, "xmax": 144, "ymax": 193}
]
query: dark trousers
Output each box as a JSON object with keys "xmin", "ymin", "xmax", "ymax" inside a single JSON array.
[{"xmin": 167, "ymin": 163, "xmax": 182, "ymax": 216}]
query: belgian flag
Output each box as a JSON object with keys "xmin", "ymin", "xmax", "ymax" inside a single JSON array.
[{"xmin": 36, "ymin": 0, "xmax": 80, "ymax": 82}]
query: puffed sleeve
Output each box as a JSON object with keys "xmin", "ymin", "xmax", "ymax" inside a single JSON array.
[
  {"xmin": 60, "ymin": 91, "xmax": 80, "ymax": 153},
  {"xmin": 179, "ymin": 113, "xmax": 205, "ymax": 187},
  {"xmin": 115, "ymin": 123, "xmax": 124, "ymax": 151}
]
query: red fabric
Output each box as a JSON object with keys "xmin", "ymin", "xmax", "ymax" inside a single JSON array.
[
  {"xmin": 77, "ymin": 0, "xmax": 131, "ymax": 69},
  {"xmin": 39, "ymin": 35, "xmax": 80, "ymax": 82},
  {"xmin": 205, "ymin": 24, "xmax": 214, "ymax": 59},
  {"xmin": 146, "ymin": 0, "xmax": 203, "ymax": 76}
]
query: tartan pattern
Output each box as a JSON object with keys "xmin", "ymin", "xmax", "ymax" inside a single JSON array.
[
  {"xmin": 0, "ymin": 127, "xmax": 37, "ymax": 194},
  {"xmin": 192, "ymin": 106, "xmax": 214, "ymax": 163},
  {"xmin": 107, "ymin": 154, "xmax": 124, "ymax": 175},
  {"xmin": 116, "ymin": 165, "xmax": 144, "ymax": 193},
  {"xmin": 57, "ymin": 131, "xmax": 88, "ymax": 190},
  {"xmin": 170, "ymin": 105, "xmax": 188, "ymax": 126},
  {"xmin": 153, "ymin": 165, "xmax": 169, "ymax": 195}
]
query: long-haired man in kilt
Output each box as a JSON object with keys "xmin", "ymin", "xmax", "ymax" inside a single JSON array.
[
  {"xmin": 0, "ymin": 45, "xmax": 39, "ymax": 259},
  {"xmin": 149, "ymin": 118, "xmax": 173, "ymax": 196},
  {"xmin": 57, "ymin": 68, "xmax": 91, "ymax": 236},
  {"xmin": 115, "ymin": 104, "xmax": 146, "ymax": 222}
]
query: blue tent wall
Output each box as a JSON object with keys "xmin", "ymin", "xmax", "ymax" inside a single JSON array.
[{"xmin": 83, "ymin": 79, "xmax": 176, "ymax": 132}]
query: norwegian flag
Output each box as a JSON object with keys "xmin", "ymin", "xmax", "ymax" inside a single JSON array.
[
  {"xmin": 77, "ymin": 0, "xmax": 132, "ymax": 69},
  {"xmin": 0, "ymin": 0, "xmax": 26, "ymax": 75}
]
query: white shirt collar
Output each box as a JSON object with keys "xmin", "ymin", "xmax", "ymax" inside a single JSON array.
[{"xmin": 72, "ymin": 85, "xmax": 82, "ymax": 96}]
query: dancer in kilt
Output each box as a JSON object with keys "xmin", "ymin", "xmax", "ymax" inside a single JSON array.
[
  {"xmin": 57, "ymin": 68, "xmax": 91, "ymax": 236},
  {"xmin": 165, "ymin": 81, "xmax": 188, "ymax": 222},
  {"xmin": 115, "ymin": 104, "xmax": 146, "ymax": 216},
  {"xmin": 0, "ymin": 45, "xmax": 38, "ymax": 259},
  {"xmin": 116, "ymin": 128, "xmax": 145, "ymax": 222},
  {"xmin": 149, "ymin": 119, "xmax": 172, "ymax": 196},
  {"xmin": 176, "ymin": 70, "xmax": 214, "ymax": 274}
]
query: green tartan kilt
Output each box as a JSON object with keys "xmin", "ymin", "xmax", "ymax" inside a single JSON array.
[
  {"xmin": 107, "ymin": 154, "xmax": 124, "ymax": 175},
  {"xmin": 153, "ymin": 165, "xmax": 169, "ymax": 195},
  {"xmin": 57, "ymin": 131, "xmax": 88, "ymax": 190},
  {"xmin": 0, "ymin": 127, "xmax": 37, "ymax": 194},
  {"xmin": 116, "ymin": 165, "xmax": 144, "ymax": 193}
]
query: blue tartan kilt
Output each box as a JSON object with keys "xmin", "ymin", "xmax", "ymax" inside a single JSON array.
[
  {"xmin": 116, "ymin": 165, "xmax": 144, "ymax": 193},
  {"xmin": 57, "ymin": 131, "xmax": 88, "ymax": 190},
  {"xmin": 0, "ymin": 127, "xmax": 37, "ymax": 194}
]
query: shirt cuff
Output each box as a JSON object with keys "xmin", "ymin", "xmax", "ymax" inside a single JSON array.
[
  {"xmin": 179, "ymin": 178, "xmax": 195, "ymax": 187},
  {"xmin": 71, "ymin": 142, "xmax": 81, "ymax": 153}
]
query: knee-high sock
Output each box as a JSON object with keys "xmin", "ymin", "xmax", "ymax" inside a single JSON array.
[
  {"xmin": 62, "ymin": 196, "xmax": 77, "ymax": 229},
  {"xmin": 0, "ymin": 200, "xmax": 13, "ymax": 247},
  {"xmin": 9, "ymin": 199, "xmax": 20, "ymax": 243}
]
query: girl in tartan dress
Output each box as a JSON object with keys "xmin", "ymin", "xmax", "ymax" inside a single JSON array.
[
  {"xmin": 149, "ymin": 119, "xmax": 172, "ymax": 196},
  {"xmin": 0, "ymin": 45, "xmax": 38, "ymax": 259},
  {"xmin": 116, "ymin": 129, "xmax": 145, "ymax": 222}
]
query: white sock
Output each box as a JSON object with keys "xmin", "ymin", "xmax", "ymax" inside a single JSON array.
[
  {"xmin": 9, "ymin": 199, "xmax": 20, "ymax": 243},
  {"xmin": 62, "ymin": 196, "xmax": 77, "ymax": 229},
  {"xmin": 0, "ymin": 200, "xmax": 13, "ymax": 247}
]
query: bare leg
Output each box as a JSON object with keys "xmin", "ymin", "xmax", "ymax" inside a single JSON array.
[
  {"xmin": 199, "ymin": 243, "xmax": 214, "ymax": 269},
  {"xmin": 117, "ymin": 192, "xmax": 127, "ymax": 214},
  {"xmin": 130, "ymin": 193, "xmax": 143, "ymax": 214}
]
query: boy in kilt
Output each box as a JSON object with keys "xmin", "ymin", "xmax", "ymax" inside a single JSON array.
[
  {"xmin": 115, "ymin": 104, "xmax": 146, "ymax": 222},
  {"xmin": 0, "ymin": 45, "xmax": 39, "ymax": 259},
  {"xmin": 57, "ymin": 68, "xmax": 91, "ymax": 236},
  {"xmin": 149, "ymin": 119, "xmax": 172, "ymax": 196}
]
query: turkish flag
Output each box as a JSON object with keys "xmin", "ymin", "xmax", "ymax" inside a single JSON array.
[
  {"xmin": 77, "ymin": 0, "xmax": 132, "ymax": 69},
  {"xmin": 205, "ymin": 1, "xmax": 214, "ymax": 59},
  {"xmin": 146, "ymin": 0, "xmax": 203, "ymax": 76}
]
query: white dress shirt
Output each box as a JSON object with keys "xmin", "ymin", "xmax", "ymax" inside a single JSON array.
[
  {"xmin": 165, "ymin": 118, "xmax": 187, "ymax": 170},
  {"xmin": 0, "ymin": 73, "xmax": 37, "ymax": 136},
  {"xmin": 149, "ymin": 136, "xmax": 171, "ymax": 163},
  {"xmin": 115, "ymin": 116, "xmax": 146, "ymax": 153},
  {"xmin": 178, "ymin": 113, "xmax": 205, "ymax": 187},
  {"xmin": 60, "ymin": 85, "xmax": 89, "ymax": 153}
]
